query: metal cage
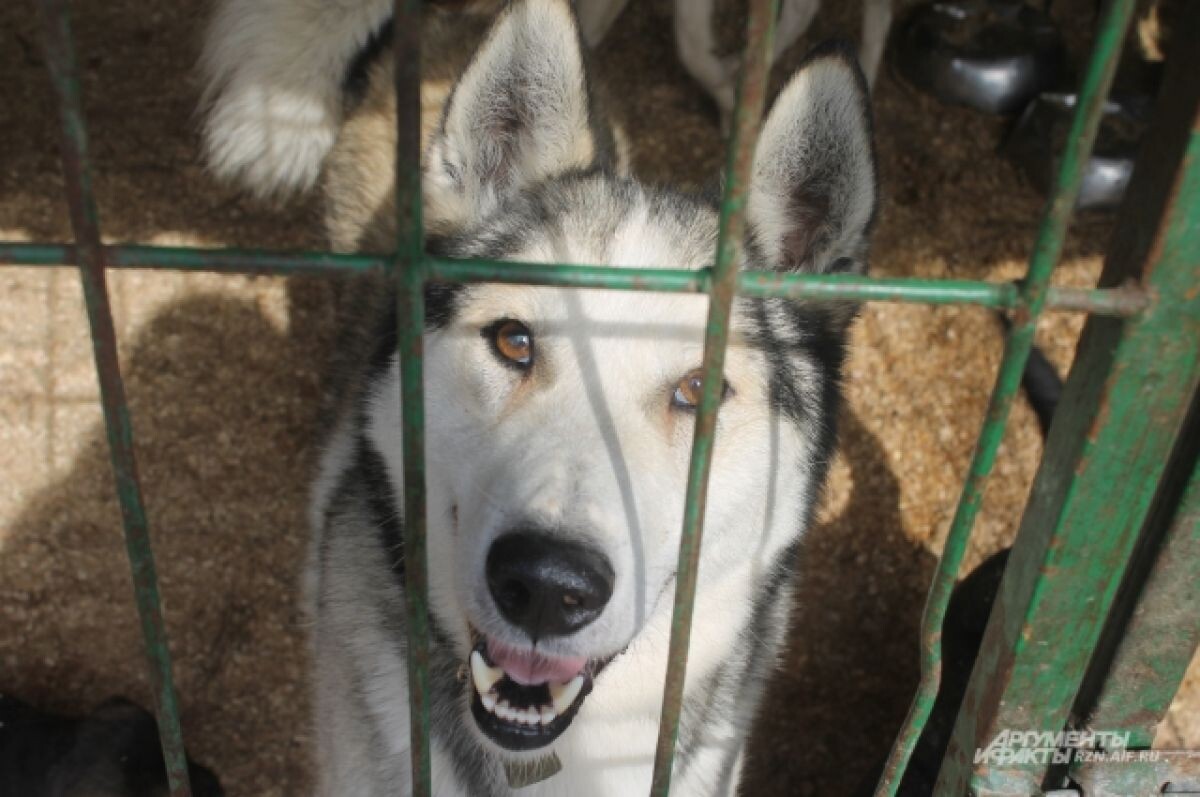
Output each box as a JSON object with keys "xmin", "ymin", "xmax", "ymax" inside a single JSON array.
[{"xmin": 2, "ymin": 0, "xmax": 1198, "ymax": 794}]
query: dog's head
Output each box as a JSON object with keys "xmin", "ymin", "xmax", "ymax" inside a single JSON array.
[{"xmin": 365, "ymin": 0, "xmax": 876, "ymax": 757}]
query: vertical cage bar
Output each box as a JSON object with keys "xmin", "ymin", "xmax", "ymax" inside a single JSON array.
[
  {"xmin": 648, "ymin": 1, "xmax": 777, "ymax": 793},
  {"xmin": 35, "ymin": 0, "xmax": 191, "ymax": 794},
  {"xmin": 874, "ymin": 0, "xmax": 1138, "ymax": 793},
  {"xmin": 392, "ymin": 1, "xmax": 432, "ymax": 795},
  {"xmin": 936, "ymin": 16, "xmax": 1200, "ymax": 788}
]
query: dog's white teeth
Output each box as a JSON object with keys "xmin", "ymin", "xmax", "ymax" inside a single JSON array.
[
  {"xmin": 549, "ymin": 675, "xmax": 584, "ymax": 714},
  {"xmin": 470, "ymin": 650, "xmax": 504, "ymax": 696},
  {"xmin": 483, "ymin": 694, "xmax": 559, "ymax": 726},
  {"xmin": 475, "ymin": 663, "xmax": 576, "ymax": 725}
]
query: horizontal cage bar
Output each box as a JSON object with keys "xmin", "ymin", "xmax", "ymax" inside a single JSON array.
[{"xmin": 0, "ymin": 242, "xmax": 1149, "ymax": 317}]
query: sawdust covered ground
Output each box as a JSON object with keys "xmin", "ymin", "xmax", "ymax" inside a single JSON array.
[{"xmin": 1, "ymin": 0, "xmax": 1196, "ymax": 794}]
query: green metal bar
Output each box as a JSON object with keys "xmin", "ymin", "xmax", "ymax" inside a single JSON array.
[
  {"xmin": 874, "ymin": 1, "xmax": 1139, "ymax": 793},
  {"xmin": 649, "ymin": 0, "xmax": 777, "ymax": 793},
  {"xmin": 937, "ymin": 3, "xmax": 1200, "ymax": 789},
  {"xmin": 0, "ymin": 242, "xmax": 1150, "ymax": 316},
  {"xmin": 392, "ymin": 1, "xmax": 432, "ymax": 795},
  {"xmin": 0, "ymin": 242, "xmax": 75, "ymax": 265},
  {"xmin": 735, "ymin": 271, "xmax": 1019, "ymax": 305},
  {"xmin": 432, "ymin": 258, "xmax": 1034, "ymax": 307},
  {"xmin": 109, "ymin": 245, "xmax": 386, "ymax": 275},
  {"xmin": 34, "ymin": 0, "xmax": 191, "ymax": 794},
  {"xmin": 429, "ymin": 256, "xmax": 710, "ymax": 293},
  {"xmin": 0, "ymin": 242, "xmax": 388, "ymax": 275},
  {"xmin": 1076, "ymin": 447, "xmax": 1200, "ymax": 750}
]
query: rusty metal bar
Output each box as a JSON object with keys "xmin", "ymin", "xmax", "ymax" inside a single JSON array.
[
  {"xmin": 936, "ymin": 3, "xmax": 1200, "ymax": 790},
  {"xmin": 34, "ymin": 0, "xmax": 191, "ymax": 794},
  {"xmin": 1075, "ymin": 444, "xmax": 1200, "ymax": 750},
  {"xmin": 648, "ymin": 1, "xmax": 778, "ymax": 793},
  {"xmin": 874, "ymin": 0, "xmax": 1140, "ymax": 793}
]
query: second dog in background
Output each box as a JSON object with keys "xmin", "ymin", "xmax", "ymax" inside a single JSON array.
[{"xmin": 577, "ymin": 0, "xmax": 892, "ymax": 127}]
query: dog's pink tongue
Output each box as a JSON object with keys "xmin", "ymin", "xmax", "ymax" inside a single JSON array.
[{"xmin": 487, "ymin": 638, "xmax": 587, "ymax": 686}]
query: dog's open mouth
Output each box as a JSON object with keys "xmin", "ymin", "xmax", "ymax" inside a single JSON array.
[{"xmin": 468, "ymin": 635, "xmax": 610, "ymax": 751}]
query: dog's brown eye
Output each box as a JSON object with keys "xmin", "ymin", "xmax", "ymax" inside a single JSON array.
[
  {"xmin": 671, "ymin": 369, "xmax": 731, "ymax": 410},
  {"xmin": 491, "ymin": 319, "xmax": 533, "ymax": 367}
]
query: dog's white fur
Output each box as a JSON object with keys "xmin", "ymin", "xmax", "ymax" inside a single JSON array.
[{"xmin": 202, "ymin": 1, "xmax": 877, "ymax": 794}]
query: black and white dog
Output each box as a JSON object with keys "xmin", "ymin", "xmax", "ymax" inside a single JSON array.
[{"xmin": 201, "ymin": 1, "xmax": 877, "ymax": 793}]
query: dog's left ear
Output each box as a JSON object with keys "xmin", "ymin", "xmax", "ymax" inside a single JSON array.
[
  {"xmin": 746, "ymin": 45, "xmax": 877, "ymax": 275},
  {"xmin": 424, "ymin": 0, "xmax": 613, "ymax": 233}
]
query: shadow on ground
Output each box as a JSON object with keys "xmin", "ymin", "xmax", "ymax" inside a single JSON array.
[
  {"xmin": 0, "ymin": 278, "xmax": 335, "ymax": 795},
  {"xmin": 744, "ymin": 411, "xmax": 935, "ymax": 797}
]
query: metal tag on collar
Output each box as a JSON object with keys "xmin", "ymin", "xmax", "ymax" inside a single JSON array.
[{"xmin": 505, "ymin": 753, "xmax": 562, "ymax": 788}]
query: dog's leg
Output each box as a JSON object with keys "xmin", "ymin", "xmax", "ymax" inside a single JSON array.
[
  {"xmin": 677, "ymin": 0, "xmax": 822, "ymax": 130},
  {"xmin": 199, "ymin": 0, "xmax": 394, "ymax": 198},
  {"xmin": 674, "ymin": 0, "xmax": 738, "ymax": 125},
  {"xmin": 575, "ymin": 0, "xmax": 632, "ymax": 46},
  {"xmin": 773, "ymin": 0, "xmax": 820, "ymax": 60},
  {"xmin": 859, "ymin": 0, "xmax": 893, "ymax": 88}
]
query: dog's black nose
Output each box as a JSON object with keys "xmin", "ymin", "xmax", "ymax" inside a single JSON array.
[{"xmin": 486, "ymin": 531, "xmax": 615, "ymax": 639}]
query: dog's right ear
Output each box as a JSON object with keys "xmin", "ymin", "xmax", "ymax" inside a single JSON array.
[{"xmin": 424, "ymin": 0, "xmax": 614, "ymax": 233}]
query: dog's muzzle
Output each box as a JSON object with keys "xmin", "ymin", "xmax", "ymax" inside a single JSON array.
[{"xmin": 467, "ymin": 531, "xmax": 616, "ymax": 750}]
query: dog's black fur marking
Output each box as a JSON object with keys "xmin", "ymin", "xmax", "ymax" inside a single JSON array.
[
  {"xmin": 358, "ymin": 432, "xmax": 406, "ymax": 579},
  {"xmin": 344, "ymin": 17, "xmax": 393, "ymax": 105}
]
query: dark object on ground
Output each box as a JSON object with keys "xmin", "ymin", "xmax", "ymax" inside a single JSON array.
[
  {"xmin": 995, "ymin": 313, "xmax": 1063, "ymax": 437},
  {"xmin": 897, "ymin": 549, "xmax": 1011, "ymax": 794},
  {"xmin": 857, "ymin": 549, "xmax": 1011, "ymax": 795},
  {"xmin": 895, "ymin": 0, "xmax": 1065, "ymax": 114},
  {"xmin": 0, "ymin": 694, "xmax": 223, "ymax": 797},
  {"xmin": 1003, "ymin": 91, "xmax": 1149, "ymax": 211},
  {"xmin": 1018, "ymin": 342, "xmax": 1063, "ymax": 437}
]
